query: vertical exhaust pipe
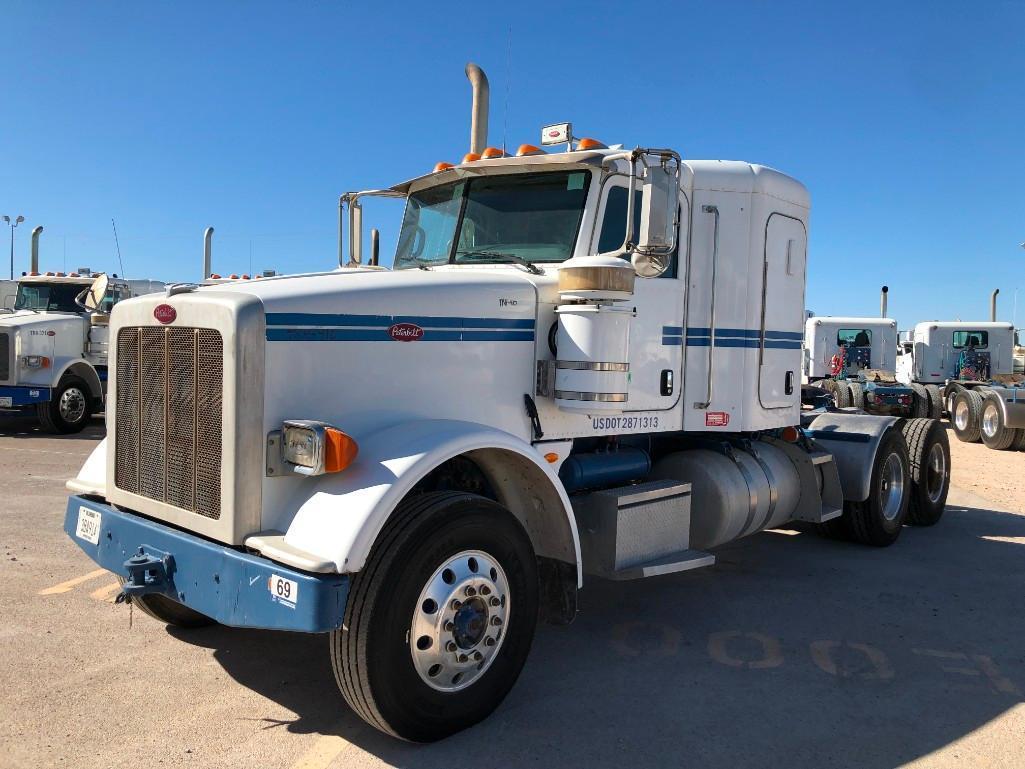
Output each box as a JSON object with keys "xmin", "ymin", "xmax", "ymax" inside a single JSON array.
[
  {"xmin": 30, "ymin": 226, "xmax": 43, "ymax": 274},
  {"xmin": 880, "ymin": 285, "xmax": 888, "ymax": 318},
  {"xmin": 991, "ymin": 288, "xmax": 999, "ymax": 322},
  {"xmin": 370, "ymin": 228, "xmax": 380, "ymax": 267},
  {"xmin": 465, "ymin": 62, "xmax": 489, "ymax": 154},
  {"xmin": 203, "ymin": 227, "xmax": 214, "ymax": 279}
]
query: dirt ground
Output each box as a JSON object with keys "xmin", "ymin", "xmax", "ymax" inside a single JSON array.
[{"xmin": 946, "ymin": 424, "xmax": 1025, "ymax": 514}]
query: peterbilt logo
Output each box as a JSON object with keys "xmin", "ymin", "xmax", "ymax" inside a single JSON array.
[
  {"xmin": 153, "ymin": 304, "xmax": 177, "ymax": 324},
  {"xmin": 388, "ymin": 323, "xmax": 424, "ymax": 342}
]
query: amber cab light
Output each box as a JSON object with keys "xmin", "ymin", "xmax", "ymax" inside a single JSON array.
[
  {"xmin": 576, "ymin": 137, "xmax": 607, "ymax": 150},
  {"xmin": 462, "ymin": 152, "xmax": 482, "ymax": 163},
  {"xmin": 516, "ymin": 144, "xmax": 545, "ymax": 157},
  {"xmin": 480, "ymin": 147, "xmax": 506, "ymax": 159},
  {"xmin": 433, "ymin": 161, "xmax": 454, "ymax": 172}
]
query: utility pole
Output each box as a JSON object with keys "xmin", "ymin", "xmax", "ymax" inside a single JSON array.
[{"xmin": 3, "ymin": 215, "xmax": 25, "ymax": 279}]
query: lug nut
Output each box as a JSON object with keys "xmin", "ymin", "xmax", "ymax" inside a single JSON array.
[
  {"xmin": 491, "ymin": 616, "xmax": 502, "ymax": 627},
  {"xmin": 479, "ymin": 585, "xmax": 491, "ymax": 596},
  {"xmin": 489, "ymin": 596, "xmax": 501, "ymax": 607},
  {"xmin": 446, "ymin": 641, "xmax": 457, "ymax": 652},
  {"xmin": 444, "ymin": 621, "xmax": 454, "ymax": 632},
  {"xmin": 458, "ymin": 653, "xmax": 469, "ymax": 663},
  {"xmin": 485, "ymin": 637, "xmax": 496, "ymax": 647},
  {"xmin": 473, "ymin": 651, "xmax": 483, "ymax": 661},
  {"xmin": 464, "ymin": 586, "xmax": 476, "ymax": 597},
  {"xmin": 450, "ymin": 599, "xmax": 462, "ymax": 610}
]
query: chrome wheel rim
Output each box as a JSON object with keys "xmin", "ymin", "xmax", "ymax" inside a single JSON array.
[
  {"xmin": 981, "ymin": 403, "xmax": 999, "ymax": 438},
  {"xmin": 410, "ymin": 549, "xmax": 509, "ymax": 693},
  {"xmin": 879, "ymin": 452, "xmax": 905, "ymax": 521},
  {"xmin": 59, "ymin": 387, "xmax": 86, "ymax": 423},
  {"xmin": 954, "ymin": 400, "xmax": 970, "ymax": 431},
  {"xmin": 926, "ymin": 442, "xmax": 947, "ymax": 503}
]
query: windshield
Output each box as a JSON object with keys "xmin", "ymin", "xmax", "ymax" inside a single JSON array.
[
  {"xmin": 394, "ymin": 170, "xmax": 591, "ymax": 269},
  {"xmin": 14, "ymin": 283, "xmax": 86, "ymax": 313}
]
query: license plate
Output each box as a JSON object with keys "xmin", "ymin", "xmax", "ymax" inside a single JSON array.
[
  {"xmin": 75, "ymin": 506, "xmax": 102, "ymax": 545},
  {"xmin": 0, "ymin": 397, "xmax": 11, "ymax": 407},
  {"xmin": 268, "ymin": 574, "xmax": 298, "ymax": 608}
]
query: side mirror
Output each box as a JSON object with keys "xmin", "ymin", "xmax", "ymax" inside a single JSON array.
[
  {"xmin": 78, "ymin": 273, "xmax": 109, "ymax": 312},
  {"xmin": 632, "ymin": 151, "xmax": 680, "ymax": 278}
]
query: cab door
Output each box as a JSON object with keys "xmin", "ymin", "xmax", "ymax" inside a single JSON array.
[
  {"xmin": 758, "ymin": 213, "xmax": 806, "ymax": 408},
  {"xmin": 592, "ymin": 179, "xmax": 687, "ymax": 412}
]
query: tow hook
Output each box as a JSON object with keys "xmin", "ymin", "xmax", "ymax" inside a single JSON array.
[{"xmin": 119, "ymin": 548, "xmax": 176, "ymax": 598}]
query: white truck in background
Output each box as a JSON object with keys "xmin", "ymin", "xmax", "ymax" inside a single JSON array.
[
  {"xmin": 895, "ymin": 308, "xmax": 1024, "ymax": 450},
  {"xmin": 803, "ymin": 287, "xmax": 941, "ymax": 418},
  {"xmin": 0, "ymin": 227, "xmax": 166, "ymax": 432},
  {"xmin": 62, "ymin": 63, "xmax": 952, "ymax": 742}
]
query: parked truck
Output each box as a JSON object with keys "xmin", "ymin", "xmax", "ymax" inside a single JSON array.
[
  {"xmin": 61, "ymin": 64, "xmax": 952, "ymax": 742},
  {"xmin": 803, "ymin": 288, "xmax": 940, "ymax": 418},
  {"xmin": 0, "ymin": 227, "xmax": 166, "ymax": 432}
]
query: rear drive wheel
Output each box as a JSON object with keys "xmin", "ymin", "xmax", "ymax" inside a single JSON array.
[
  {"xmin": 331, "ymin": 491, "xmax": 538, "ymax": 742},
  {"xmin": 901, "ymin": 418, "xmax": 950, "ymax": 526},
  {"xmin": 115, "ymin": 577, "xmax": 215, "ymax": 628},
  {"xmin": 951, "ymin": 389, "xmax": 983, "ymax": 443},
  {"xmin": 37, "ymin": 377, "xmax": 92, "ymax": 434},
  {"xmin": 845, "ymin": 428, "xmax": 911, "ymax": 546},
  {"xmin": 1011, "ymin": 428, "xmax": 1025, "ymax": 452},
  {"xmin": 925, "ymin": 385, "xmax": 944, "ymax": 419},
  {"xmin": 980, "ymin": 394, "xmax": 1019, "ymax": 450},
  {"xmin": 909, "ymin": 383, "xmax": 930, "ymax": 418},
  {"xmin": 821, "ymin": 379, "xmax": 841, "ymax": 407},
  {"xmin": 833, "ymin": 381, "xmax": 852, "ymax": 408},
  {"xmin": 847, "ymin": 381, "xmax": 864, "ymax": 410}
]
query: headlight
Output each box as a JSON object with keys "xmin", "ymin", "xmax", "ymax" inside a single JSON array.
[
  {"xmin": 281, "ymin": 420, "xmax": 358, "ymax": 476},
  {"xmin": 21, "ymin": 355, "xmax": 50, "ymax": 369}
]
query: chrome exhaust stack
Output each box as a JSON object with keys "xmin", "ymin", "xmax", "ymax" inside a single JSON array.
[
  {"xmin": 30, "ymin": 226, "xmax": 43, "ymax": 274},
  {"xmin": 203, "ymin": 227, "xmax": 214, "ymax": 280},
  {"xmin": 991, "ymin": 288, "xmax": 999, "ymax": 322},
  {"xmin": 880, "ymin": 285, "xmax": 888, "ymax": 318},
  {"xmin": 465, "ymin": 62, "xmax": 489, "ymax": 154}
]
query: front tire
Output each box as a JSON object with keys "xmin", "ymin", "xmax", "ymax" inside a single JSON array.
[
  {"xmin": 331, "ymin": 491, "xmax": 538, "ymax": 742},
  {"xmin": 37, "ymin": 377, "xmax": 92, "ymax": 434}
]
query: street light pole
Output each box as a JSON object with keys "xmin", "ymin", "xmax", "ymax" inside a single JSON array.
[{"xmin": 3, "ymin": 215, "xmax": 25, "ymax": 279}]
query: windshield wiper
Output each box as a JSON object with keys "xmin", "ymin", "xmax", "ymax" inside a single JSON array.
[{"xmin": 455, "ymin": 250, "xmax": 544, "ymax": 275}]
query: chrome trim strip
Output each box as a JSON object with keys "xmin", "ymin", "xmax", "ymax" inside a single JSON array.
[
  {"xmin": 554, "ymin": 390, "xmax": 628, "ymax": 403},
  {"xmin": 555, "ymin": 360, "xmax": 630, "ymax": 372}
]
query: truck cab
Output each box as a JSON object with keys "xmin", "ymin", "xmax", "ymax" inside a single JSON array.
[{"xmin": 0, "ymin": 271, "xmax": 164, "ymax": 432}]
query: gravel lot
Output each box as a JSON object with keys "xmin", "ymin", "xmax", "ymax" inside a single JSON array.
[{"xmin": 1, "ymin": 414, "xmax": 1023, "ymax": 769}]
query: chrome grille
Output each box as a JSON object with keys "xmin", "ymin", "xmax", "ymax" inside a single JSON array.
[
  {"xmin": 115, "ymin": 326, "xmax": 223, "ymax": 519},
  {"xmin": 0, "ymin": 332, "xmax": 9, "ymax": 382}
]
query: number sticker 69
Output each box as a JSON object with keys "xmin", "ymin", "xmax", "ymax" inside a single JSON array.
[{"xmin": 268, "ymin": 574, "xmax": 299, "ymax": 608}]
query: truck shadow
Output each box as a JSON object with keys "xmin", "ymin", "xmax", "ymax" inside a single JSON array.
[
  {"xmin": 0, "ymin": 413, "xmax": 104, "ymax": 439},
  {"xmin": 170, "ymin": 500, "xmax": 1025, "ymax": 769}
]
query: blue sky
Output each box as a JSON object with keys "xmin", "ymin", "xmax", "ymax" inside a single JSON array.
[{"xmin": 1, "ymin": 1, "xmax": 1023, "ymax": 329}]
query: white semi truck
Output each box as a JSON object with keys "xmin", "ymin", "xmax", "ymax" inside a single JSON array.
[
  {"xmin": 803, "ymin": 288, "xmax": 941, "ymax": 418},
  {"xmin": 62, "ymin": 64, "xmax": 952, "ymax": 742},
  {"xmin": 894, "ymin": 291, "xmax": 1024, "ymax": 450},
  {"xmin": 0, "ymin": 227, "xmax": 166, "ymax": 432}
]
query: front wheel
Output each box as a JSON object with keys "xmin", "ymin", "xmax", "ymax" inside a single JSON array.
[
  {"xmin": 331, "ymin": 491, "xmax": 538, "ymax": 742},
  {"xmin": 37, "ymin": 377, "xmax": 92, "ymax": 434}
]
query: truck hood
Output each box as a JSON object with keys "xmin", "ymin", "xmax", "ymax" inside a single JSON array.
[{"xmin": 0, "ymin": 310, "xmax": 84, "ymax": 332}]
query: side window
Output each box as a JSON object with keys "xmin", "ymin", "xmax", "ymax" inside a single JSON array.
[
  {"xmin": 596, "ymin": 184, "xmax": 680, "ymax": 277},
  {"xmin": 597, "ymin": 186, "xmax": 641, "ymax": 254},
  {"xmin": 838, "ymin": 328, "xmax": 872, "ymax": 346},
  {"xmin": 953, "ymin": 330, "xmax": 988, "ymax": 349}
]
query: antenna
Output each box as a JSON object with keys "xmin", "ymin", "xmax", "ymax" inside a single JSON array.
[
  {"xmin": 503, "ymin": 25, "xmax": 512, "ymax": 154},
  {"xmin": 111, "ymin": 219, "xmax": 127, "ymax": 279}
]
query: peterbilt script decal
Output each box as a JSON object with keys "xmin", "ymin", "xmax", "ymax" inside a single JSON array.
[{"xmin": 388, "ymin": 323, "xmax": 424, "ymax": 342}]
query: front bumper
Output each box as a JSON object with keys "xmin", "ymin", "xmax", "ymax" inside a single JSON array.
[
  {"xmin": 63, "ymin": 495, "xmax": 349, "ymax": 632},
  {"xmin": 0, "ymin": 385, "xmax": 51, "ymax": 407}
]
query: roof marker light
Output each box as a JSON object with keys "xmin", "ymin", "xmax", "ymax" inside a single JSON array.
[
  {"xmin": 480, "ymin": 147, "xmax": 507, "ymax": 159},
  {"xmin": 576, "ymin": 137, "xmax": 607, "ymax": 150},
  {"xmin": 433, "ymin": 162, "xmax": 454, "ymax": 172},
  {"xmin": 462, "ymin": 152, "xmax": 482, "ymax": 163},
  {"xmin": 516, "ymin": 144, "xmax": 546, "ymax": 157}
]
